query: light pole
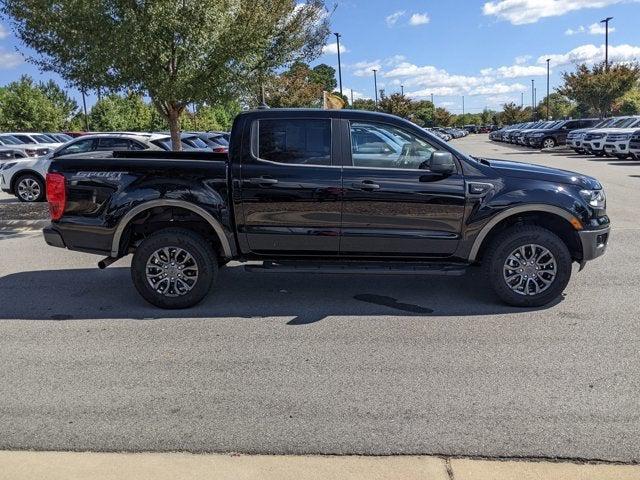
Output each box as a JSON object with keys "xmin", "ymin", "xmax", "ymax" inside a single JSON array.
[
  {"xmin": 350, "ymin": 88, "xmax": 354, "ymax": 106},
  {"xmin": 521, "ymin": 92, "xmax": 524, "ymax": 108},
  {"xmin": 600, "ymin": 17, "xmax": 613, "ymax": 70},
  {"xmin": 430, "ymin": 93, "xmax": 434, "ymax": 106},
  {"xmin": 372, "ymin": 69, "xmax": 378, "ymax": 108},
  {"xmin": 546, "ymin": 58, "xmax": 550, "ymax": 119},
  {"xmin": 531, "ymin": 79, "xmax": 535, "ymax": 120},
  {"xmin": 81, "ymin": 89, "xmax": 89, "ymax": 132},
  {"xmin": 401, "ymin": 85, "xmax": 404, "ymax": 96},
  {"xmin": 334, "ymin": 32, "xmax": 343, "ymax": 95},
  {"xmin": 462, "ymin": 96, "xmax": 465, "ymax": 115}
]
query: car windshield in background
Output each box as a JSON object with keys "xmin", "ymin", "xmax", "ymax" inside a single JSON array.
[
  {"xmin": 31, "ymin": 134, "xmax": 55, "ymax": 143},
  {"xmin": 0, "ymin": 135, "xmax": 24, "ymax": 145},
  {"xmin": 183, "ymin": 136, "xmax": 209, "ymax": 149},
  {"xmin": 612, "ymin": 118, "xmax": 638, "ymax": 128}
]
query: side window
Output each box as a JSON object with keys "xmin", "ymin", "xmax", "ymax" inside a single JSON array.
[
  {"xmin": 14, "ymin": 135, "xmax": 31, "ymax": 143},
  {"xmin": 96, "ymin": 137, "xmax": 131, "ymax": 150},
  {"xmin": 58, "ymin": 138, "xmax": 95, "ymax": 156},
  {"xmin": 129, "ymin": 140, "xmax": 147, "ymax": 150},
  {"xmin": 349, "ymin": 122, "xmax": 438, "ymax": 170},
  {"xmin": 257, "ymin": 119, "xmax": 331, "ymax": 166},
  {"xmin": 564, "ymin": 121, "xmax": 578, "ymax": 129}
]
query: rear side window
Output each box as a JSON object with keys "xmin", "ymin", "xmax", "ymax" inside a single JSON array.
[
  {"xmin": 257, "ymin": 119, "xmax": 331, "ymax": 166},
  {"xmin": 96, "ymin": 137, "xmax": 132, "ymax": 150},
  {"xmin": 57, "ymin": 138, "xmax": 95, "ymax": 156}
]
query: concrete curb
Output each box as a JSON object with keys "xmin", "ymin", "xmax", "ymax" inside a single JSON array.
[{"xmin": 1, "ymin": 451, "xmax": 639, "ymax": 480}]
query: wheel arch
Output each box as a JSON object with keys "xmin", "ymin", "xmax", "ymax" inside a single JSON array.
[
  {"xmin": 111, "ymin": 199, "xmax": 232, "ymax": 259},
  {"xmin": 469, "ymin": 204, "xmax": 582, "ymax": 263},
  {"xmin": 10, "ymin": 169, "xmax": 45, "ymax": 192}
]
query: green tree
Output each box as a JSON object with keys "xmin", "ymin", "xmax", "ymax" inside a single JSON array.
[
  {"xmin": 614, "ymin": 87, "xmax": 640, "ymax": 115},
  {"xmin": 89, "ymin": 93, "xmax": 153, "ymax": 131},
  {"xmin": 351, "ymin": 98, "xmax": 376, "ymax": 111},
  {"xmin": 3, "ymin": 0, "xmax": 329, "ymax": 149},
  {"xmin": 266, "ymin": 62, "xmax": 324, "ymax": 108},
  {"xmin": 38, "ymin": 79, "xmax": 78, "ymax": 124},
  {"xmin": 557, "ymin": 62, "xmax": 640, "ymax": 117},
  {"xmin": 310, "ymin": 64, "xmax": 337, "ymax": 92},
  {"xmin": 536, "ymin": 93, "xmax": 574, "ymax": 120},
  {"xmin": 499, "ymin": 102, "xmax": 529, "ymax": 124},
  {"xmin": 378, "ymin": 92, "xmax": 413, "ymax": 118},
  {"xmin": 182, "ymin": 102, "xmax": 241, "ymax": 131},
  {"xmin": 434, "ymin": 107, "xmax": 453, "ymax": 126},
  {"xmin": 0, "ymin": 75, "xmax": 67, "ymax": 130},
  {"xmin": 411, "ymin": 100, "xmax": 435, "ymax": 127}
]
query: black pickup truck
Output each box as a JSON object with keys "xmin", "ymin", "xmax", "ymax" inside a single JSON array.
[{"xmin": 43, "ymin": 109, "xmax": 610, "ymax": 309}]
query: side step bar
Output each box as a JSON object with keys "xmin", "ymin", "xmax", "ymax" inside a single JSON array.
[{"xmin": 245, "ymin": 261, "xmax": 468, "ymax": 276}]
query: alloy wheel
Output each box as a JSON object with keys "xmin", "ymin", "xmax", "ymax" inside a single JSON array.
[
  {"xmin": 503, "ymin": 243, "xmax": 557, "ymax": 296},
  {"xmin": 17, "ymin": 177, "xmax": 41, "ymax": 202},
  {"xmin": 145, "ymin": 246, "xmax": 199, "ymax": 297}
]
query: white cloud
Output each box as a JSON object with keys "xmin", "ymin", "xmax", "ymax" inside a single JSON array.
[
  {"xmin": 345, "ymin": 88, "xmax": 370, "ymax": 101},
  {"xmin": 322, "ymin": 42, "xmax": 348, "ymax": 55},
  {"xmin": 539, "ymin": 43, "xmax": 640, "ymax": 67},
  {"xmin": 0, "ymin": 24, "xmax": 9, "ymax": 39},
  {"xmin": 0, "ymin": 50, "xmax": 22, "ymax": 69},
  {"xmin": 409, "ymin": 12, "xmax": 430, "ymax": 26},
  {"xmin": 565, "ymin": 26, "xmax": 586, "ymax": 35},
  {"xmin": 515, "ymin": 55, "xmax": 532, "ymax": 64},
  {"xmin": 588, "ymin": 22, "xmax": 615, "ymax": 34},
  {"xmin": 385, "ymin": 10, "xmax": 406, "ymax": 27},
  {"xmin": 481, "ymin": 64, "xmax": 548, "ymax": 78},
  {"xmin": 473, "ymin": 82, "xmax": 527, "ymax": 95},
  {"xmin": 566, "ymin": 22, "xmax": 616, "ymax": 35},
  {"xmin": 351, "ymin": 60, "xmax": 382, "ymax": 77},
  {"xmin": 483, "ymin": 0, "xmax": 634, "ymax": 25}
]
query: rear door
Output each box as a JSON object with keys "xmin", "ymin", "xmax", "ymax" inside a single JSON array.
[
  {"xmin": 340, "ymin": 120, "xmax": 466, "ymax": 257},
  {"xmin": 238, "ymin": 117, "xmax": 342, "ymax": 255}
]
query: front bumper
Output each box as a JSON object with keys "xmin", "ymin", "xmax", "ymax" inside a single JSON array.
[{"xmin": 578, "ymin": 226, "xmax": 610, "ymax": 262}]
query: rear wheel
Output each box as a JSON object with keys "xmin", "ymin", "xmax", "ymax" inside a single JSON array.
[
  {"xmin": 15, "ymin": 174, "xmax": 45, "ymax": 202},
  {"xmin": 483, "ymin": 225, "xmax": 572, "ymax": 307},
  {"xmin": 615, "ymin": 153, "xmax": 629, "ymax": 159},
  {"xmin": 542, "ymin": 137, "xmax": 556, "ymax": 149},
  {"xmin": 131, "ymin": 228, "xmax": 217, "ymax": 309}
]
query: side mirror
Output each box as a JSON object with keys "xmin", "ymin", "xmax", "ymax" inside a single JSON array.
[{"xmin": 430, "ymin": 151, "xmax": 456, "ymax": 175}]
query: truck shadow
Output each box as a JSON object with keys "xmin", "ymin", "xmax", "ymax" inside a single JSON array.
[{"xmin": 0, "ymin": 265, "xmax": 560, "ymax": 324}]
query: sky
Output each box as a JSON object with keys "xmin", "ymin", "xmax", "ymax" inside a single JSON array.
[{"xmin": 0, "ymin": 0, "xmax": 639, "ymax": 113}]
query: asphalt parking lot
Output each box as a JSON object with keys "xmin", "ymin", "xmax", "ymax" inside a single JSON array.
[{"xmin": 0, "ymin": 136, "xmax": 639, "ymax": 463}]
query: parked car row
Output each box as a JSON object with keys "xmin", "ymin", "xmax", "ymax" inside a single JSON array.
[
  {"xmin": 0, "ymin": 131, "xmax": 230, "ymax": 202},
  {"xmin": 490, "ymin": 116, "xmax": 640, "ymax": 159}
]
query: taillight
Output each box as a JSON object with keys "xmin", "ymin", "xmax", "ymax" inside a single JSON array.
[
  {"xmin": 46, "ymin": 173, "xmax": 66, "ymax": 220},
  {"xmin": 212, "ymin": 146, "xmax": 228, "ymax": 153}
]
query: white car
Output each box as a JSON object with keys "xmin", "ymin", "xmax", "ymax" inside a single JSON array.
[
  {"xmin": 0, "ymin": 134, "xmax": 53, "ymax": 158},
  {"xmin": 4, "ymin": 132, "xmax": 63, "ymax": 149},
  {"xmin": 1, "ymin": 133, "xmax": 168, "ymax": 202},
  {"xmin": 629, "ymin": 130, "xmax": 640, "ymax": 160},
  {"xmin": 0, "ymin": 155, "xmax": 51, "ymax": 202},
  {"xmin": 581, "ymin": 116, "xmax": 640, "ymax": 156},
  {"xmin": 603, "ymin": 124, "xmax": 640, "ymax": 159}
]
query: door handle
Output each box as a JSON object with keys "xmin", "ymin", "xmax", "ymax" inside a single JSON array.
[
  {"xmin": 248, "ymin": 177, "xmax": 279, "ymax": 185},
  {"xmin": 352, "ymin": 181, "xmax": 380, "ymax": 191}
]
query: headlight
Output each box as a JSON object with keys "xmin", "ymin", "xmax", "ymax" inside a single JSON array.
[
  {"xmin": 1, "ymin": 162, "xmax": 17, "ymax": 170},
  {"xmin": 532, "ymin": 133, "xmax": 544, "ymax": 137},
  {"xmin": 580, "ymin": 189, "xmax": 606, "ymax": 209}
]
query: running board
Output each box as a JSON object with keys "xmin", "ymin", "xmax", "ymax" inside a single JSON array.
[{"xmin": 244, "ymin": 261, "xmax": 468, "ymax": 276}]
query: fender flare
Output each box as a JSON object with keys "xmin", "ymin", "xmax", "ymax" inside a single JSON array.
[
  {"xmin": 467, "ymin": 204, "xmax": 579, "ymax": 262},
  {"xmin": 110, "ymin": 199, "xmax": 232, "ymax": 259}
]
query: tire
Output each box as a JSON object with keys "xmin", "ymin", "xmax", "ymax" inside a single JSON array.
[
  {"xmin": 15, "ymin": 174, "xmax": 45, "ymax": 202},
  {"xmin": 615, "ymin": 154, "xmax": 629, "ymax": 160},
  {"xmin": 595, "ymin": 150, "xmax": 606, "ymax": 157},
  {"xmin": 131, "ymin": 228, "xmax": 218, "ymax": 309},
  {"xmin": 483, "ymin": 225, "xmax": 572, "ymax": 307},
  {"xmin": 542, "ymin": 137, "xmax": 556, "ymax": 149}
]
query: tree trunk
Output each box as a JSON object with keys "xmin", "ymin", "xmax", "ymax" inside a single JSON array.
[{"xmin": 167, "ymin": 107, "xmax": 182, "ymax": 151}]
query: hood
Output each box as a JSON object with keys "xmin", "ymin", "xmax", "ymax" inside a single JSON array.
[{"xmin": 486, "ymin": 158, "xmax": 602, "ymax": 189}]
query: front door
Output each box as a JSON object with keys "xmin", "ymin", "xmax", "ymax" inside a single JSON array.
[
  {"xmin": 238, "ymin": 117, "xmax": 342, "ymax": 255},
  {"xmin": 340, "ymin": 120, "xmax": 466, "ymax": 257}
]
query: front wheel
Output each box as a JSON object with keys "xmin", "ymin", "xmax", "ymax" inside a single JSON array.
[
  {"xmin": 483, "ymin": 225, "xmax": 572, "ymax": 307},
  {"xmin": 15, "ymin": 174, "xmax": 45, "ymax": 202},
  {"xmin": 542, "ymin": 137, "xmax": 556, "ymax": 149},
  {"xmin": 131, "ymin": 228, "xmax": 217, "ymax": 309}
]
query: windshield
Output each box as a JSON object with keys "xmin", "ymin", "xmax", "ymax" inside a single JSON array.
[
  {"xmin": 0, "ymin": 135, "xmax": 24, "ymax": 145},
  {"xmin": 31, "ymin": 134, "xmax": 55, "ymax": 143},
  {"xmin": 183, "ymin": 136, "xmax": 208, "ymax": 148},
  {"xmin": 612, "ymin": 117, "xmax": 638, "ymax": 128}
]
